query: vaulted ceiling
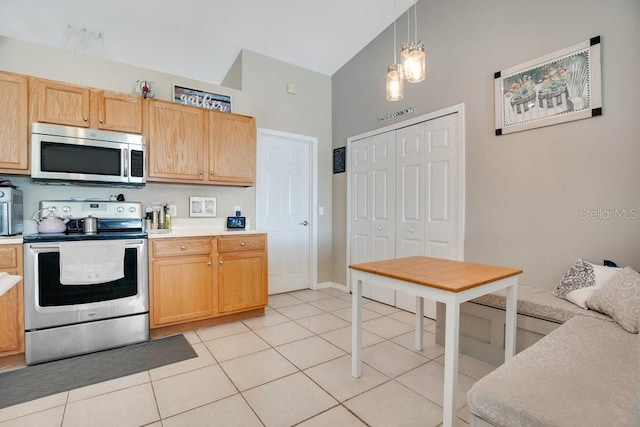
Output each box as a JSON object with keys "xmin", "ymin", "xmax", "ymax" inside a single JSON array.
[{"xmin": 0, "ymin": 0, "xmax": 416, "ymax": 83}]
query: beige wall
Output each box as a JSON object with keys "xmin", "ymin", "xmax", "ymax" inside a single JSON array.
[
  {"xmin": 331, "ymin": 0, "xmax": 640, "ymax": 288},
  {"xmin": 0, "ymin": 36, "xmax": 333, "ymax": 284},
  {"xmin": 240, "ymin": 50, "xmax": 334, "ymax": 282}
]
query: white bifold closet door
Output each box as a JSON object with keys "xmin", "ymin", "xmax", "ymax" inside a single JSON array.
[
  {"xmin": 395, "ymin": 113, "xmax": 461, "ymax": 318},
  {"xmin": 349, "ymin": 111, "xmax": 462, "ymax": 319},
  {"xmin": 350, "ymin": 130, "xmax": 396, "ymax": 305}
]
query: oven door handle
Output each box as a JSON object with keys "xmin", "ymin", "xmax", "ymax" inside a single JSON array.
[
  {"xmin": 29, "ymin": 245, "xmax": 61, "ymax": 250},
  {"xmin": 27, "ymin": 240, "xmax": 146, "ymax": 250}
]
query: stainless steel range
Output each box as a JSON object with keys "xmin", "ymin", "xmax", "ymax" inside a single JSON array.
[{"xmin": 23, "ymin": 200, "xmax": 149, "ymax": 365}]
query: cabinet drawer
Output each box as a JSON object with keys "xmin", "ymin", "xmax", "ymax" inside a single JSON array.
[
  {"xmin": 0, "ymin": 246, "xmax": 19, "ymax": 270},
  {"xmin": 152, "ymin": 238, "xmax": 211, "ymax": 258},
  {"xmin": 217, "ymin": 235, "xmax": 265, "ymax": 253}
]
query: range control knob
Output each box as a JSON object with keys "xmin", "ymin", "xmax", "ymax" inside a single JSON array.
[
  {"xmin": 129, "ymin": 207, "xmax": 137, "ymax": 213},
  {"xmin": 116, "ymin": 207, "xmax": 125, "ymax": 213},
  {"xmin": 0, "ymin": 191, "xmax": 4, "ymax": 198}
]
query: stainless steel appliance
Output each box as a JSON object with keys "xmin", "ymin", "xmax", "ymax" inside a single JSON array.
[
  {"xmin": 23, "ymin": 200, "xmax": 148, "ymax": 364},
  {"xmin": 30, "ymin": 123, "xmax": 146, "ymax": 187},
  {"xmin": 0, "ymin": 187, "xmax": 24, "ymax": 236}
]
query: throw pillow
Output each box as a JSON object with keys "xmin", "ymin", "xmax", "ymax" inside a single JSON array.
[
  {"xmin": 553, "ymin": 259, "xmax": 622, "ymax": 309},
  {"xmin": 586, "ymin": 266, "xmax": 640, "ymax": 333}
]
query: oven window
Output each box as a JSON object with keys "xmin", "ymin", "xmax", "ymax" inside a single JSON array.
[
  {"xmin": 37, "ymin": 248, "xmax": 138, "ymax": 306},
  {"xmin": 41, "ymin": 141, "xmax": 121, "ymax": 176}
]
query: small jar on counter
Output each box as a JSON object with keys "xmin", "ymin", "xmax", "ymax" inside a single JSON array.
[{"xmin": 164, "ymin": 205, "xmax": 171, "ymax": 230}]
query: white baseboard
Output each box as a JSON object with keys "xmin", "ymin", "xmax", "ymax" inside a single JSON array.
[{"xmin": 316, "ymin": 281, "xmax": 348, "ymax": 292}]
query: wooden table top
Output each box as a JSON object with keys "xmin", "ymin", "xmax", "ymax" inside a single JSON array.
[{"xmin": 349, "ymin": 256, "xmax": 522, "ymax": 292}]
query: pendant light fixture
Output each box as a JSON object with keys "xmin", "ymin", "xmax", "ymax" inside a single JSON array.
[
  {"xmin": 386, "ymin": 2, "xmax": 403, "ymax": 101},
  {"xmin": 402, "ymin": 1, "xmax": 425, "ymax": 83}
]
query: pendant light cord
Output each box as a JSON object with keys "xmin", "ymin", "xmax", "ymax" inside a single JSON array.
[
  {"xmin": 407, "ymin": 7, "xmax": 410, "ymax": 41},
  {"xmin": 414, "ymin": 1, "xmax": 418, "ymax": 42},
  {"xmin": 393, "ymin": 19, "xmax": 397, "ymax": 62},
  {"xmin": 393, "ymin": 0, "xmax": 397, "ymax": 63}
]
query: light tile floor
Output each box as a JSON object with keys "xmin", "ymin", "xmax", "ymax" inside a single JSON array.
[{"xmin": 0, "ymin": 288, "xmax": 497, "ymax": 427}]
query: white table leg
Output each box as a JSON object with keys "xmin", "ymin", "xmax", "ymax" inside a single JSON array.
[
  {"xmin": 415, "ymin": 296, "xmax": 424, "ymax": 350},
  {"xmin": 443, "ymin": 301, "xmax": 460, "ymax": 427},
  {"xmin": 351, "ymin": 277, "xmax": 363, "ymax": 378},
  {"xmin": 504, "ymin": 281, "xmax": 518, "ymax": 361}
]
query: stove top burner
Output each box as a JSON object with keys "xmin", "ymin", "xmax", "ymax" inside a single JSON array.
[
  {"xmin": 26, "ymin": 199, "xmax": 147, "ymax": 243},
  {"xmin": 23, "ymin": 230, "xmax": 147, "ymax": 243}
]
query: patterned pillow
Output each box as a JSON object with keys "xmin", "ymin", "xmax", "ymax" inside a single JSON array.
[
  {"xmin": 553, "ymin": 259, "xmax": 622, "ymax": 309},
  {"xmin": 587, "ymin": 266, "xmax": 640, "ymax": 333}
]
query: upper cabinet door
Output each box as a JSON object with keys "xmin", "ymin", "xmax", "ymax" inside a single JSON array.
[
  {"xmin": 146, "ymin": 100, "xmax": 206, "ymax": 182},
  {"xmin": 30, "ymin": 79, "xmax": 91, "ymax": 127},
  {"xmin": 209, "ymin": 111, "xmax": 256, "ymax": 186},
  {"xmin": 95, "ymin": 90, "xmax": 143, "ymax": 133},
  {"xmin": 0, "ymin": 71, "xmax": 29, "ymax": 173}
]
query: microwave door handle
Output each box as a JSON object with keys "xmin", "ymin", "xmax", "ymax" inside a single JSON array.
[{"xmin": 123, "ymin": 148, "xmax": 129, "ymax": 178}]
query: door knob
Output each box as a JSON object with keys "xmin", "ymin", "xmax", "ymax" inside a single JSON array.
[{"xmin": 300, "ymin": 221, "xmax": 309, "ymax": 226}]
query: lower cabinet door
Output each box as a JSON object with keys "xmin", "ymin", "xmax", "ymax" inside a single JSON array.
[
  {"xmin": 151, "ymin": 256, "xmax": 214, "ymax": 327},
  {"xmin": 0, "ymin": 282, "xmax": 23, "ymax": 355},
  {"xmin": 218, "ymin": 251, "xmax": 267, "ymax": 313}
]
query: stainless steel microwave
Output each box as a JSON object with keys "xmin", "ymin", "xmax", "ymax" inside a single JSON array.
[{"xmin": 31, "ymin": 123, "xmax": 146, "ymax": 187}]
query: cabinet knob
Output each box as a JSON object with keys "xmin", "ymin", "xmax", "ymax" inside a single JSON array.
[
  {"xmin": 207, "ymin": 261, "xmax": 212, "ymax": 266},
  {"xmin": 219, "ymin": 261, "xmax": 224, "ymax": 265},
  {"xmin": 377, "ymin": 226, "xmax": 382, "ymax": 231},
  {"xmin": 409, "ymin": 228, "xmax": 414, "ymax": 233},
  {"xmin": 99, "ymin": 119, "xmax": 104, "ymax": 124},
  {"xmin": 199, "ymin": 171, "xmax": 204, "ymax": 175},
  {"xmin": 83, "ymin": 117, "xmax": 88, "ymax": 122},
  {"xmin": 240, "ymin": 242, "xmax": 246, "ymax": 246},
  {"xmin": 181, "ymin": 246, "xmax": 187, "ymax": 250}
]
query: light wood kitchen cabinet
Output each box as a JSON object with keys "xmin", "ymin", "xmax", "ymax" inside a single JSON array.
[
  {"xmin": 30, "ymin": 78, "xmax": 91, "ymax": 127},
  {"xmin": 30, "ymin": 78, "xmax": 143, "ymax": 133},
  {"xmin": 145, "ymin": 99, "xmax": 256, "ymax": 186},
  {"xmin": 149, "ymin": 234, "xmax": 268, "ymax": 332},
  {"xmin": 0, "ymin": 71, "xmax": 29, "ymax": 174},
  {"xmin": 92, "ymin": 90, "xmax": 143, "ymax": 133},
  {"xmin": 0, "ymin": 244, "xmax": 24, "ymax": 358},
  {"xmin": 208, "ymin": 111, "xmax": 256, "ymax": 186},
  {"xmin": 217, "ymin": 234, "xmax": 267, "ymax": 314},
  {"xmin": 150, "ymin": 237, "xmax": 215, "ymax": 328},
  {"xmin": 145, "ymin": 99, "xmax": 207, "ymax": 182}
]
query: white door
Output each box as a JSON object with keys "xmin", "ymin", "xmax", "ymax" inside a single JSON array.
[
  {"xmin": 256, "ymin": 129, "xmax": 315, "ymax": 295},
  {"xmin": 350, "ymin": 132, "xmax": 396, "ymax": 305},
  {"xmin": 395, "ymin": 113, "xmax": 461, "ymax": 318}
]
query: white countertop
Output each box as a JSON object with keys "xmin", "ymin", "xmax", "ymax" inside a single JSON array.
[
  {"xmin": 147, "ymin": 228, "xmax": 264, "ymax": 239},
  {"xmin": 0, "ymin": 236, "xmax": 22, "ymax": 245},
  {"xmin": 0, "ymin": 219, "xmax": 263, "ymax": 243}
]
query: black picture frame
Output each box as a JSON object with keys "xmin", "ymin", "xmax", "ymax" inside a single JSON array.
[{"xmin": 333, "ymin": 147, "xmax": 346, "ymax": 174}]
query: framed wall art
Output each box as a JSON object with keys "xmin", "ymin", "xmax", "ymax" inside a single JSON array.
[
  {"xmin": 189, "ymin": 196, "xmax": 217, "ymax": 217},
  {"xmin": 494, "ymin": 36, "xmax": 602, "ymax": 136},
  {"xmin": 333, "ymin": 147, "xmax": 346, "ymax": 174},
  {"xmin": 173, "ymin": 85, "xmax": 232, "ymax": 113}
]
